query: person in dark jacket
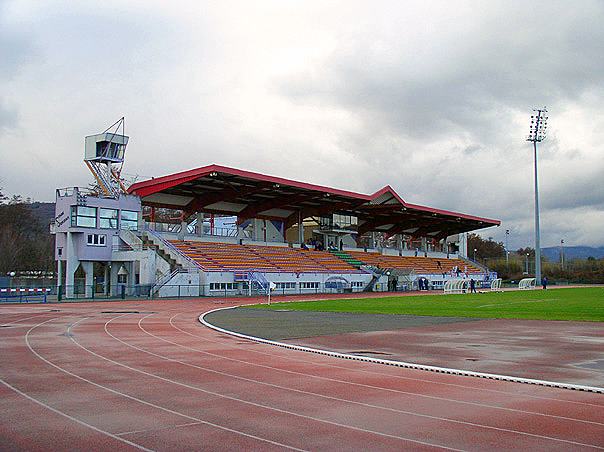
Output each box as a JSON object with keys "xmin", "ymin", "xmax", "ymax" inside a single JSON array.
[{"xmin": 469, "ymin": 278, "xmax": 477, "ymax": 293}]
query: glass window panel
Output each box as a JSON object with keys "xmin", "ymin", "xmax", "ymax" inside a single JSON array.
[
  {"xmin": 121, "ymin": 210, "xmax": 138, "ymax": 221},
  {"xmin": 78, "ymin": 206, "xmax": 97, "ymax": 217},
  {"xmin": 100, "ymin": 208, "xmax": 118, "ymax": 219},
  {"xmin": 100, "ymin": 218, "xmax": 118, "ymax": 228},
  {"xmin": 76, "ymin": 216, "xmax": 96, "ymax": 228}
]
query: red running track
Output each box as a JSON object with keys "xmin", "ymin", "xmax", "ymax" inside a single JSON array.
[{"xmin": 1, "ymin": 299, "xmax": 603, "ymax": 451}]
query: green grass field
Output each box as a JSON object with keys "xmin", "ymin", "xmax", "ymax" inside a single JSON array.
[{"xmin": 250, "ymin": 287, "xmax": 604, "ymax": 321}]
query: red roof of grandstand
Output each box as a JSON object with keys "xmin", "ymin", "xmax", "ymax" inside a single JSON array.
[{"xmin": 128, "ymin": 164, "xmax": 500, "ymax": 238}]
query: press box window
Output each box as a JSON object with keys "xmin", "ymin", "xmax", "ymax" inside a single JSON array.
[
  {"xmin": 209, "ymin": 283, "xmax": 236, "ymax": 290},
  {"xmin": 300, "ymin": 282, "xmax": 319, "ymax": 289},
  {"xmin": 99, "ymin": 208, "xmax": 118, "ymax": 229},
  {"xmin": 86, "ymin": 234, "xmax": 106, "ymax": 247},
  {"xmin": 71, "ymin": 206, "xmax": 97, "ymax": 228},
  {"xmin": 120, "ymin": 210, "xmax": 138, "ymax": 230},
  {"xmin": 275, "ymin": 282, "xmax": 296, "ymax": 289}
]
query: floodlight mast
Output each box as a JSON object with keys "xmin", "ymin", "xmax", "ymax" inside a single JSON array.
[{"xmin": 527, "ymin": 107, "xmax": 548, "ymax": 284}]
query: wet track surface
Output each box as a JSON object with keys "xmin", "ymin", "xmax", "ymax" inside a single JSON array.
[
  {"xmin": 204, "ymin": 308, "xmax": 481, "ymax": 339},
  {"xmin": 1, "ymin": 299, "xmax": 603, "ymax": 451},
  {"xmin": 209, "ymin": 307, "xmax": 604, "ymax": 388}
]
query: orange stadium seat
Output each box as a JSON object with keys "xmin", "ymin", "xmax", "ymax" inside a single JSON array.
[
  {"xmin": 169, "ymin": 241, "xmax": 361, "ymax": 273},
  {"xmin": 346, "ymin": 251, "xmax": 482, "ymax": 274}
]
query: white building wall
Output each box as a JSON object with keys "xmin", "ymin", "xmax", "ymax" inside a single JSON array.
[
  {"xmin": 201, "ymin": 270, "xmax": 373, "ymax": 296},
  {"xmin": 158, "ymin": 272, "xmax": 200, "ymax": 298}
]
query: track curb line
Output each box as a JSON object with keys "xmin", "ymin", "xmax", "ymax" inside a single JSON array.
[{"xmin": 199, "ymin": 306, "xmax": 604, "ymax": 394}]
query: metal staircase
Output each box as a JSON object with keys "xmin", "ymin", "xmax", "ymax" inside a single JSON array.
[
  {"xmin": 361, "ymin": 265, "xmax": 386, "ymax": 292},
  {"xmin": 248, "ymin": 271, "xmax": 270, "ymax": 295}
]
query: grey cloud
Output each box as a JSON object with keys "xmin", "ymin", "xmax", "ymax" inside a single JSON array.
[
  {"xmin": 273, "ymin": 1, "xmax": 604, "ymax": 248},
  {"xmin": 277, "ymin": 2, "xmax": 604, "ymax": 147},
  {"xmin": 0, "ymin": 102, "xmax": 17, "ymax": 132},
  {"xmin": 542, "ymin": 171, "xmax": 604, "ymax": 211},
  {"xmin": 1, "ymin": 0, "xmax": 603, "ymax": 250},
  {"xmin": 0, "ymin": 1, "xmax": 35, "ymax": 135}
]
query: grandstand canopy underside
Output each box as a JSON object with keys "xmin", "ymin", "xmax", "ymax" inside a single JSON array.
[{"xmin": 128, "ymin": 164, "xmax": 500, "ymax": 238}]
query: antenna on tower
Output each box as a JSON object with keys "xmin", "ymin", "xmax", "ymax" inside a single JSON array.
[{"xmin": 84, "ymin": 117, "xmax": 129, "ymax": 197}]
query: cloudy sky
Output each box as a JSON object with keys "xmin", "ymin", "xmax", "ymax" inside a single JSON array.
[{"xmin": 1, "ymin": 0, "xmax": 603, "ymax": 249}]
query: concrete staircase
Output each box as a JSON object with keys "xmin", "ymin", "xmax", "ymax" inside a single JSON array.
[{"xmin": 141, "ymin": 230, "xmax": 201, "ymax": 271}]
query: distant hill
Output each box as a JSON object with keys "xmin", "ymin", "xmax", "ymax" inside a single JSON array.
[
  {"xmin": 542, "ymin": 246, "xmax": 604, "ymax": 261},
  {"xmin": 28, "ymin": 202, "xmax": 55, "ymax": 227}
]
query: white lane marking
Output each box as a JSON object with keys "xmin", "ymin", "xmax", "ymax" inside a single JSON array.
[
  {"xmin": 138, "ymin": 312, "xmax": 604, "ymax": 428},
  {"xmin": 201, "ymin": 306, "xmax": 604, "ymax": 394},
  {"xmin": 477, "ymin": 300, "xmax": 548, "ymax": 308},
  {"xmin": 108, "ymin": 313, "xmax": 604, "ymax": 450},
  {"xmin": 2, "ymin": 316, "xmax": 153, "ymax": 452},
  {"xmin": 115, "ymin": 421, "xmax": 207, "ymax": 437},
  {"xmin": 170, "ymin": 310, "xmax": 604, "ymax": 409},
  {"xmin": 84, "ymin": 314, "xmax": 465, "ymax": 451},
  {"xmin": 1, "ymin": 313, "xmax": 54, "ymax": 327},
  {"xmin": 0, "ymin": 377, "xmax": 154, "ymax": 452},
  {"xmin": 26, "ymin": 315, "xmax": 307, "ymax": 452}
]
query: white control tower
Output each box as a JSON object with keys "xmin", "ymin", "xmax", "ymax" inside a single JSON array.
[{"xmin": 84, "ymin": 117, "xmax": 128, "ymax": 197}]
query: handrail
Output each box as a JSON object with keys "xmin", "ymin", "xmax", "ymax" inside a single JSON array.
[{"xmin": 112, "ymin": 244, "xmax": 150, "ymax": 252}]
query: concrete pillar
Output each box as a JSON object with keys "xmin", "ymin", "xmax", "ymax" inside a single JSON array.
[
  {"xmin": 298, "ymin": 210, "xmax": 304, "ymax": 244},
  {"xmin": 124, "ymin": 262, "xmax": 134, "ymax": 296},
  {"xmin": 178, "ymin": 221, "xmax": 187, "ymax": 240},
  {"xmin": 197, "ymin": 212, "xmax": 204, "ymax": 236},
  {"xmin": 56, "ymin": 259, "xmax": 63, "ymax": 294},
  {"xmin": 458, "ymin": 233, "xmax": 468, "ymax": 258},
  {"xmin": 104, "ymin": 264, "xmax": 110, "ymax": 295},
  {"xmin": 110, "ymin": 263, "xmax": 120, "ymax": 296},
  {"xmin": 65, "ymin": 232, "xmax": 78, "ymax": 298},
  {"xmin": 421, "ymin": 237, "xmax": 427, "ymax": 253},
  {"xmin": 82, "ymin": 261, "xmax": 93, "ymax": 298}
]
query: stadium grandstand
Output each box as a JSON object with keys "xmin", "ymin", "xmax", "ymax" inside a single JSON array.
[{"xmin": 51, "ymin": 123, "xmax": 500, "ymax": 298}]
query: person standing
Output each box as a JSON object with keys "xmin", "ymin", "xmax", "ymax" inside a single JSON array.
[
  {"xmin": 542, "ymin": 276, "xmax": 548, "ymax": 289},
  {"xmin": 470, "ymin": 278, "xmax": 476, "ymax": 294}
]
